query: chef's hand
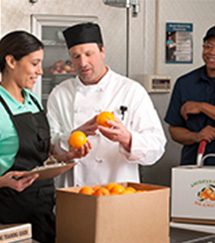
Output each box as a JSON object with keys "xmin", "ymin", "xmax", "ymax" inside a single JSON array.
[
  {"xmin": 74, "ymin": 116, "xmax": 98, "ymax": 137},
  {"xmin": 181, "ymin": 101, "xmax": 202, "ymax": 120},
  {"xmin": 196, "ymin": 125, "xmax": 215, "ymax": 143},
  {"xmin": 0, "ymin": 171, "xmax": 39, "ymax": 192},
  {"xmin": 98, "ymin": 116, "xmax": 131, "ymax": 152}
]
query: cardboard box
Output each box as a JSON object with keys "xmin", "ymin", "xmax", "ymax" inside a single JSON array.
[
  {"xmin": 171, "ymin": 166, "xmax": 215, "ymax": 224},
  {"xmin": 56, "ymin": 182, "xmax": 170, "ymax": 243}
]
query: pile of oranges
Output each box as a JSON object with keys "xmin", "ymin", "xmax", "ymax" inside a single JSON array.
[
  {"xmin": 78, "ymin": 183, "xmax": 147, "ymax": 196},
  {"xmin": 199, "ymin": 187, "xmax": 215, "ymax": 201}
]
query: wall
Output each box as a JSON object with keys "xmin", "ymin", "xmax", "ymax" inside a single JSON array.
[
  {"xmin": 140, "ymin": 0, "xmax": 215, "ymax": 186},
  {"xmin": 1, "ymin": 0, "xmax": 215, "ymax": 186},
  {"xmin": 0, "ymin": 0, "xmax": 144, "ymax": 77}
]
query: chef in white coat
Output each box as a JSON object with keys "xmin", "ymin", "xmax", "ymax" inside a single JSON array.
[{"xmin": 47, "ymin": 22, "xmax": 166, "ymax": 187}]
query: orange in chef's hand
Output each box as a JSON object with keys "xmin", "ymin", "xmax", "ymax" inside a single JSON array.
[
  {"xmin": 97, "ymin": 111, "xmax": 115, "ymax": 128},
  {"xmin": 68, "ymin": 131, "xmax": 87, "ymax": 149}
]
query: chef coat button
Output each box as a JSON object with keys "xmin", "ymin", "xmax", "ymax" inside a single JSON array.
[
  {"xmin": 96, "ymin": 88, "xmax": 103, "ymax": 92},
  {"xmin": 95, "ymin": 158, "xmax": 103, "ymax": 163},
  {"xmin": 95, "ymin": 108, "xmax": 102, "ymax": 113}
]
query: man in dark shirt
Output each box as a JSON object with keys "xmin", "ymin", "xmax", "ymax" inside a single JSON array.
[{"xmin": 165, "ymin": 26, "xmax": 215, "ymax": 165}]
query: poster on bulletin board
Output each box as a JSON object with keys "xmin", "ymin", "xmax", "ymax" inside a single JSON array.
[{"xmin": 166, "ymin": 22, "xmax": 193, "ymax": 64}]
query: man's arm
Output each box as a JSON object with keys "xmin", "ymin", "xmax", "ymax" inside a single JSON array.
[
  {"xmin": 169, "ymin": 125, "xmax": 215, "ymax": 145},
  {"xmin": 181, "ymin": 101, "xmax": 215, "ymax": 121}
]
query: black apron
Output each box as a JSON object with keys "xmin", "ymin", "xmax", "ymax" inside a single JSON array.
[{"xmin": 0, "ymin": 95, "xmax": 55, "ymax": 243}]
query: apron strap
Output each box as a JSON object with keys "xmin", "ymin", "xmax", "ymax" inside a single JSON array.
[
  {"xmin": 29, "ymin": 94, "xmax": 43, "ymax": 112},
  {"xmin": 0, "ymin": 94, "xmax": 43, "ymax": 116},
  {"xmin": 0, "ymin": 95, "xmax": 13, "ymax": 116}
]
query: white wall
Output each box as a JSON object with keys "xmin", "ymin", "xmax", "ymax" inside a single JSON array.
[{"xmin": 1, "ymin": 0, "xmax": 215, "ymax": 186}]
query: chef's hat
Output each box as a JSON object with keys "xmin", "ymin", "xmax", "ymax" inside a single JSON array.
[{"xmin": 63, "ymin": 22, "xmax": 103, "ymax": 49}]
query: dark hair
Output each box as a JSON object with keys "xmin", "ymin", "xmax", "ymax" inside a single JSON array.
[{"xmin": 0, "ymin": 30, "xmax": 44, "ymax": 72}]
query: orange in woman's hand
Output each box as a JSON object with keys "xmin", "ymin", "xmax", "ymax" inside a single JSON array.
[
  {"xmin": 68, "ymin": 131, "xmax": 87, "ymax": 149},
  {"xmin": 97, "ymin": 111, "xmax": 115, "ymax": 128}
]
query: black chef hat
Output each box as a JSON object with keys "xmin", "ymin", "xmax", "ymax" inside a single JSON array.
[
  {"xmin": 203, "ymin": 26, "xmax": 215, "ymax": 42},
  {"xmin": 63, "ymin": 22, "xmax": 103, "ymax": 49}
]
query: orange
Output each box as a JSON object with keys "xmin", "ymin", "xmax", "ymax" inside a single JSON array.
[
  {"xmin": 110, "ymin": 192, "xmax": 118, "ymax": 195},
  {"xmin": 136, "ymin": 189, "xmax": 147, "ymax": 193},
  {"xmin": 93, "ymin": 186, "xmax": 101, "ymax": 191},
  {"xmin": 126, "ymin": 186, "xmax": 136, "ymax": 193},
  {"xmin": 110, "ymin": 185, "xmax": 125, "ymax": 194},
  {"xmin": 120, "ymin": 189, "xmax": 133, "ymax": 194},
  {"xmin": 68, "ymin": 131, "xmax": 87, "ymax": 149},
  {"xmin": 200, "ymin": 191, "xmax": 208, "ymax": 200},
  {"xmin": 204, "ymin": 188, "xmax": 213, "ymax": 196},
  {"xmin": 105, "ymin": 182, "xmax": 118, "ymax": 191},
  {"xmin": 93, "ymin": 187, "xmax": 110, "ymax": 196},
  {"xmin": 97, "ymin": 111, "xmax": 115, "ymax": 128},
  {"xmin": 79, "ymin": 186, "xmax": 94, "ymax": 195},
  {"xmin": 209, "ymin": 193, "xmax": 215, "ymax": 201}
]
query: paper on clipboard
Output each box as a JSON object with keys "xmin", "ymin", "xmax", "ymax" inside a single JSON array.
[{"xmin": 21, "ymin": 162, "xmax": 77, "ymax": 181}]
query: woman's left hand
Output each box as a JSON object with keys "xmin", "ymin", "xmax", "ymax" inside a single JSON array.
[
  {"xmin": 0, "ymin": 171, "xmax": 39, "ymax": 192},
  {"xmin": 54, "ymin": 140, "xmax": 92, "ymax": 162}
]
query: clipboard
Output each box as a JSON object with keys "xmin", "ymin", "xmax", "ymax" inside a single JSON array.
[{"xmin": 20, "ymin": 162, "xmax": 77, "ymax": 181}]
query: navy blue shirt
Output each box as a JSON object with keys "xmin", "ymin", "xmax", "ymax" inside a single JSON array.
[{"xmin": 165, "ymin": 65, "xmax": 215, "ymax": 165}]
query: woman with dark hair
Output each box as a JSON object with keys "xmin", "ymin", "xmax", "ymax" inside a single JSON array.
[{"xmin": 0, "ymin": 30, "xmax": 91, "ymax": 243}]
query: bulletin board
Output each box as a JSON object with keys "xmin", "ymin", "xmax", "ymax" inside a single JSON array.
[{"xmin": 166, "ymin": 22, "xmax": 193, "ymax": 64}]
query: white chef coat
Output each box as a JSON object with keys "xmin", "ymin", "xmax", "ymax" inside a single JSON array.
[{"xmin": 47, "ymin": 68, "xmax": 166, "ymax": 187}]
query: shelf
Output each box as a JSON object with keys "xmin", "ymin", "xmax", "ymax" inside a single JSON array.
[
  {"xmin": 42, "ymin": 77, "xmax": 52, "ymax": 81},
  {"xmin": 42, "ymin": 94, "xmax": 49, "ymax": 100},
  {"xmin": 43, "ymin": 73, "xmax": 76, "ymax": 78},
  {"xmin": 44, "ymin": 43, "xmax": 66, "ymax": 47},
  {"xmin": 43, "ymin": 39, "xmax": 66, "ymax": 46}
]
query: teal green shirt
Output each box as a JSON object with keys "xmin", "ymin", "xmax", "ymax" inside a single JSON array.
[{"xmin": 0, "ymin": 86, "xmax": 43, "ymax": 175}]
